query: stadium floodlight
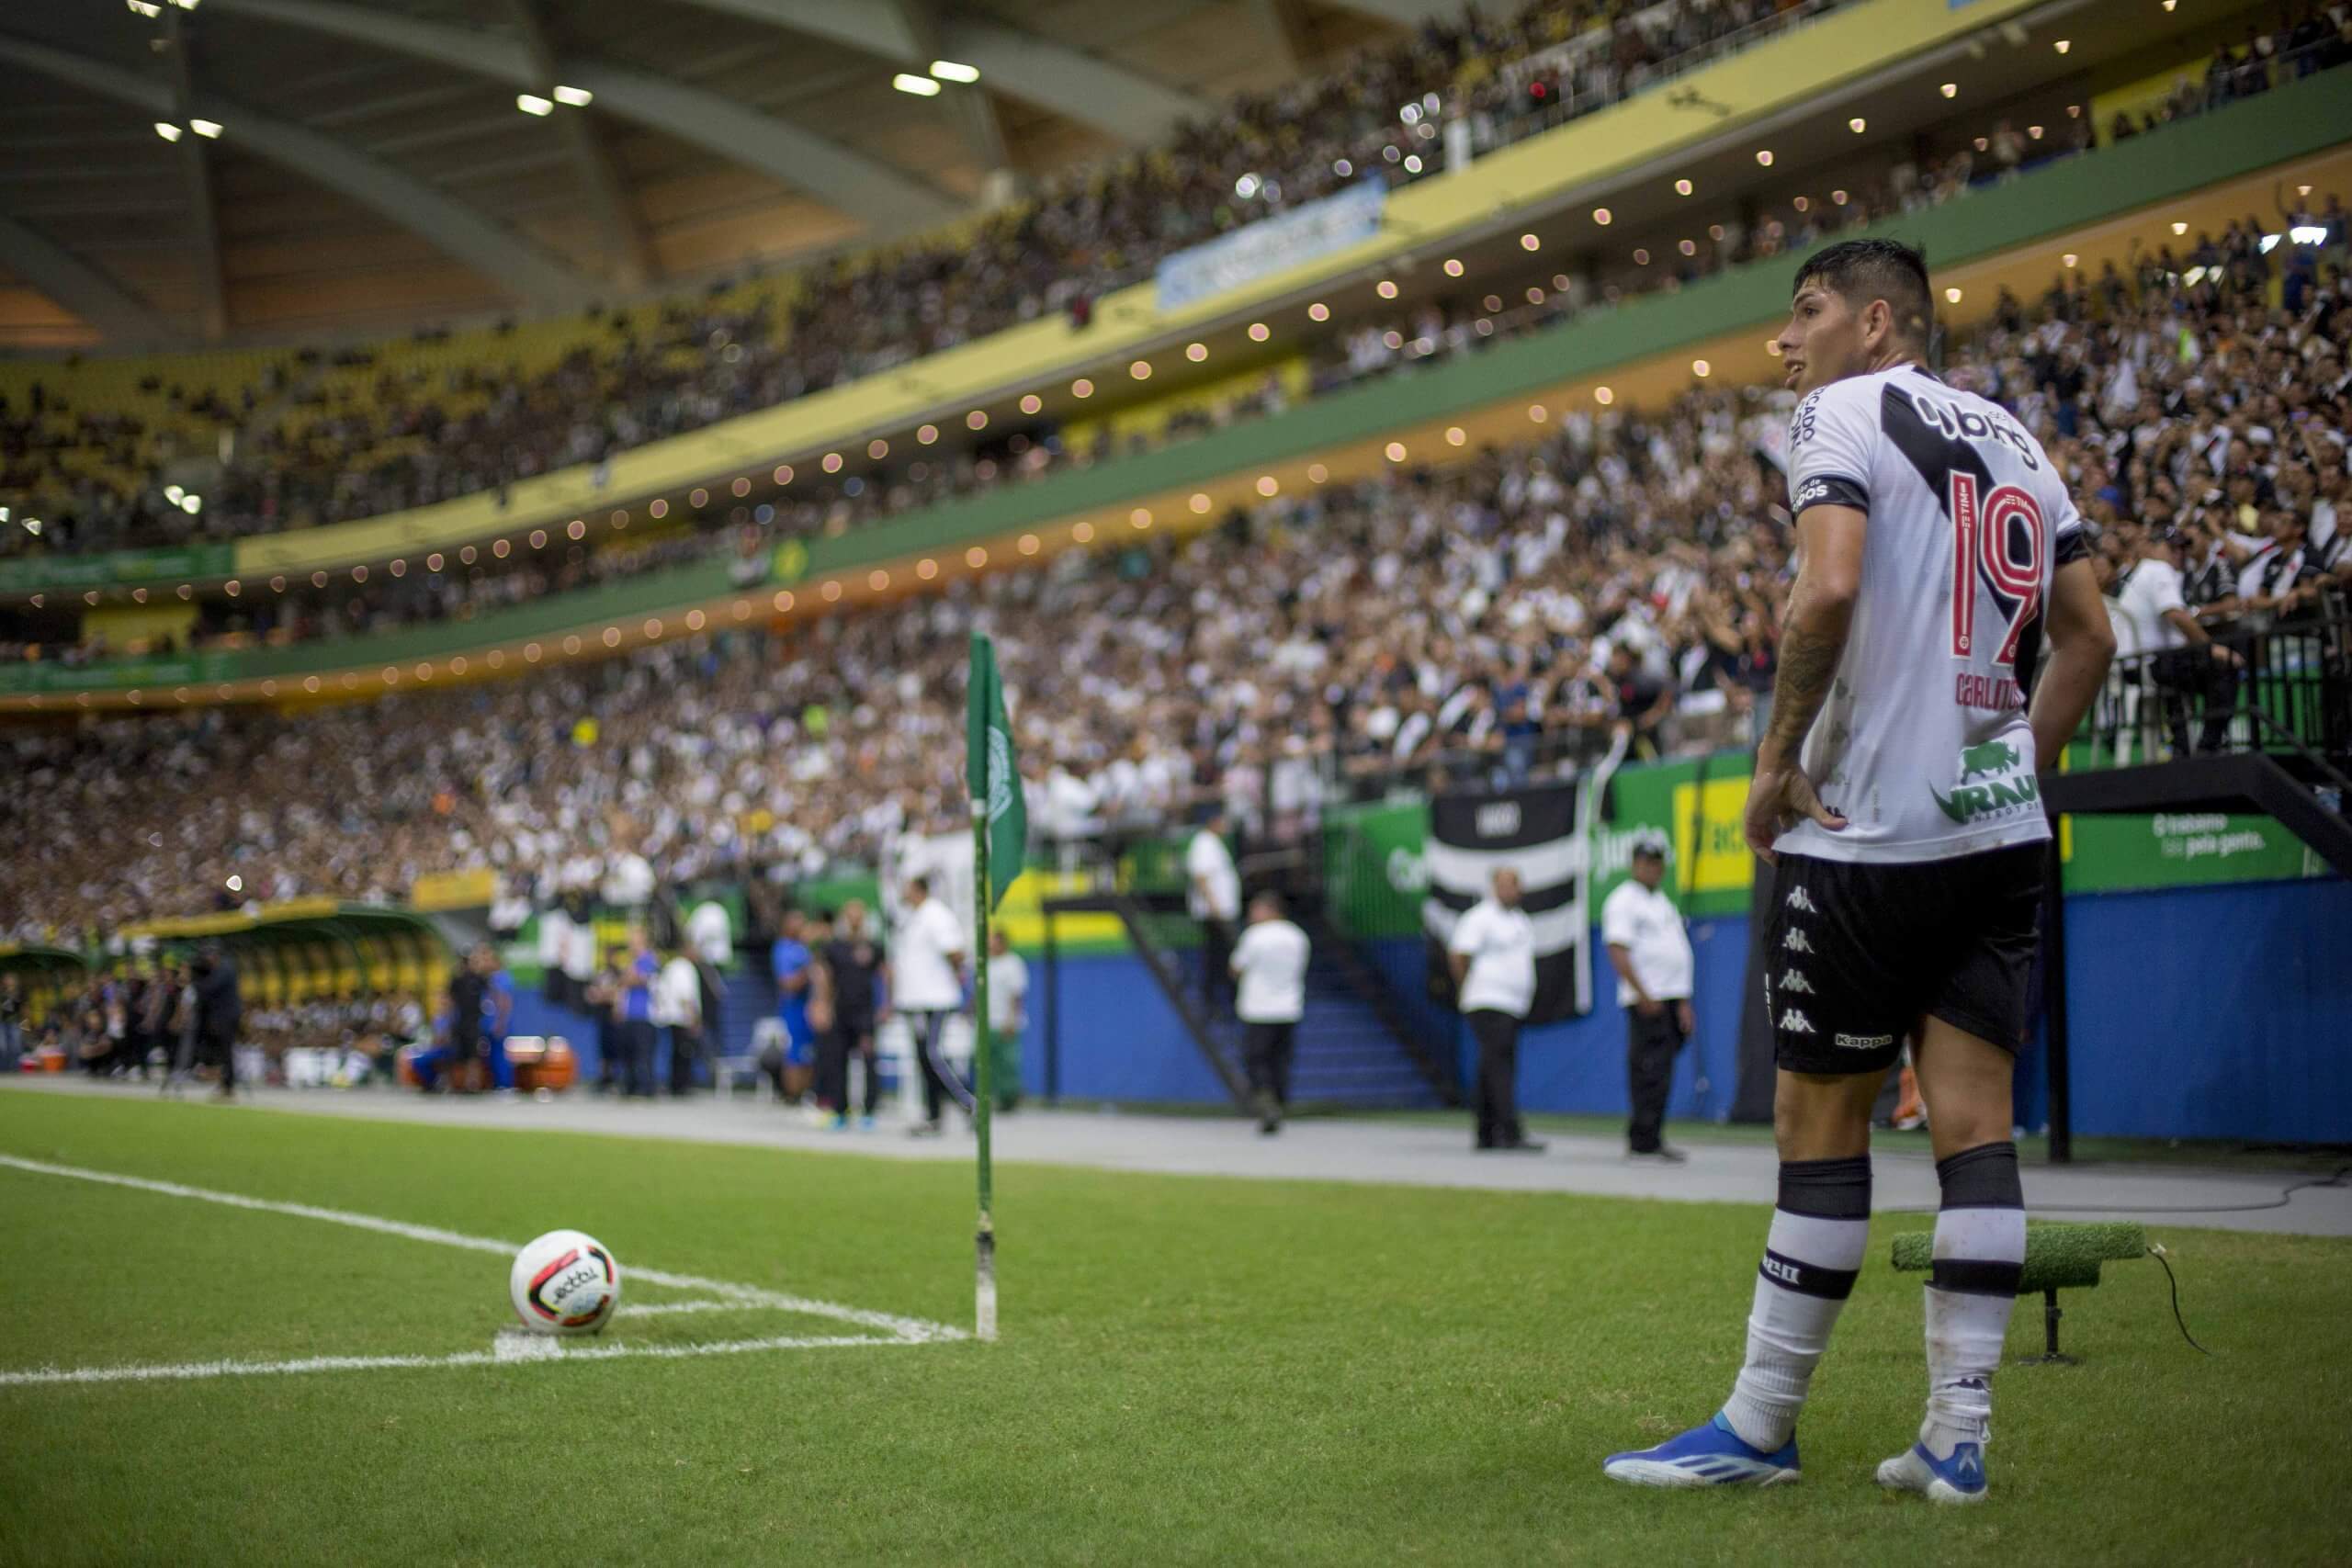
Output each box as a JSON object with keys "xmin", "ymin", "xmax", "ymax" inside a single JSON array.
[
  {"xmin": 180, "ymin": 493, "xmax": 202, "ymax": 514},
  {"xmin": 552, "ymin": 85, "xmax": 594, "ymax": 107},
  {"xmin": 154, "ymin": 121, "xmax": 184, "ymax": 142},
  {"xmin": 2291, "ymin": 225, "xmax": 2329, "ymax": 245},
  {"xmin": 164, "ymin": 484, "xmax": 184, "ymax": 503},
  {"xmin": 189, "ymin": 118, "xmax": 222, "ymax": 139},
  {"xmin": 127, "ymin": 0, "xmax": 162, "ymax": 16},
  {"xmin": 515, "ymin": 93, "xmax": 555, "ymax": 116},
  {"xmin": 930, "ymin": 60, "xmax": 979, "ymax": 84},
  {"xmin": 893, "ymin": 73, "xmax": 941, "ymax": 96},
  {"xmin": 172, "ymin": 0, "xmax": 201, "ymax": 9}
]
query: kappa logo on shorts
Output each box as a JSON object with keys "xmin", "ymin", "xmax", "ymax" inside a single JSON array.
[
  {"xmin": 1784, "ymin": 886, "xmax": 1819, "ymax": 914},
  {"xmin": 1836, "ymin": 1032, "xmax": 1894, "ymax": 1050},
  {"xmin": 1779, "ymin": 1010, "xmax": 1816, "ymax": 1034},
  {"xmin": 1778, "ymin": 969, "xmax": 1814, "ymax": 994},
  {"xmin": 1782, "ymin": 929, "xmax": 1815, "ymax": 954}
]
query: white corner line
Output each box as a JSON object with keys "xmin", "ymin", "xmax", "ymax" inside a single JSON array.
[
  {"xmin": 0, "ymin": 1152, "xmax": 966, "ymax": 1356},
  {"xmin": 0, "ymin": 1333, "xmax": 916, "ymax": 1389}
]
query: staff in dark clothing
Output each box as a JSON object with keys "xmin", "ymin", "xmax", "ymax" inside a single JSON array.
[
  {"xmin": 192, "ymin": 945, "xmax": 242, "ymax": 1101},
  {"xmin": 817, "ymin": 898, "xmax": 886, "ymax": 1127}
]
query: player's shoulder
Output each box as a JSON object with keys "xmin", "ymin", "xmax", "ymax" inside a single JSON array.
[{"xmin": 1791, "ymin": 374, "xmax": 1882, "ymax": 444}]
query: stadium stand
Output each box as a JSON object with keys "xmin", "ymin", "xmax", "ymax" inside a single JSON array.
[
  {"xmin": 6, "ymin": 216, "xmax": 2349, "ymax": 945},
  {"xmin": 10, "ymin": 50, "xmax": 2349, "ymax": 665},
  {"xmin": 0, "ymin": 0, "xmax": 1854, "ymax": 563}
]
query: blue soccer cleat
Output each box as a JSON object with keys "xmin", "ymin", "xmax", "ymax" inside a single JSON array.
[
  {"xmin": 1602, "ymin": 1413, "xmax": 1801, "ymax": 1488},
  {"xmin": 1875, "ymin": 1440, "xmax": 1988, "ymax": 1505}
]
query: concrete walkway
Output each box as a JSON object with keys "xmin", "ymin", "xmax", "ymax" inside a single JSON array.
[{"xmin": 7, "ymin": 1076, "xmax": 2346, "ymax": 1237}]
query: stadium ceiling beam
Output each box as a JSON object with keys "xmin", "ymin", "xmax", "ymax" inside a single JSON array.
[
  {"xmin": 502, "ymin": 0, "xmax": 656, "ymax": 291},
  {"xmin": 929, "ymin": 20, "xmax": 1214, "ymax": 146},
  {"xmin": 888, "ymin": 0, "xmax": 1010, "ymax": 188},
  {"xmin": 204, "ymin": 0, "xmax": 960, "ymax": 235},
  {"xmin": 162, "ymin": 6, "xmax": 230, "ymax": 341},
  {"xmin": 1313, "ymin": 0, "xmax": 1460, "ymax": 26},
  {"xmin": 659, "ymin": 0, "xmax": 1212, "ymax": 148},
  {"xmin": 0, "ymin": 215, "xmax": 170, "ymax": 344},
  {"xmin": 1251, "ymin": 1, "xmax": 1314, "ymax": 73},
  {"xmin": 0, "ymin": 31, "xmax": 599, "ymax": 314}
]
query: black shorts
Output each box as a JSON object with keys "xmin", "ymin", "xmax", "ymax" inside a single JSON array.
[{"xmin": 1763, "ymin": 842, "xmax": 2045, "ymax": 1075}]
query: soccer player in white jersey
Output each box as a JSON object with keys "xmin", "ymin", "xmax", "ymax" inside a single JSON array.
[{"xmin": 1603, "ymin": 241, "xmax": 2115, "ymax": 1503}]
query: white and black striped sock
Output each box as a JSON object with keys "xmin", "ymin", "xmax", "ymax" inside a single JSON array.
[
  {"xmin": 1920, "ymin": 1141, "xmax": 2025, "ymax": 1459},
  {"xmin": 1721, "ymin": 1155, "xmax": 1871, "ymax": 1452}
]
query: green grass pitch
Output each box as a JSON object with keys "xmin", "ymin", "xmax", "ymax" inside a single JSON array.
[{"xmin": 1, "ymin": 1090, "xmax": 2346, "ymax": 1565}]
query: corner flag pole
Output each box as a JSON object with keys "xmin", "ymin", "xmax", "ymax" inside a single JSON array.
[
  {"xmin": 971, "ymin": 792, "xmax": 997, "ymax": 1343},
  {"xmin": 967, "ymin": 629, "xmax": 1022, "ymax": 1345}
]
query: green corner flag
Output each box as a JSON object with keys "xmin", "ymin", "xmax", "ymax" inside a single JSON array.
[
  {"xmin": 966, "ymin": 631, "xmax": 1023, "ymax": 1342},
  {"xmin": 967, "ymin": 630, "xmax": 1026, "ymax": 910}
]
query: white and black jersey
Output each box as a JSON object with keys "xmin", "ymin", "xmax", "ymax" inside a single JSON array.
[{"xmin": 1782, "ymin": 364, "xmax": 2087, "ymax": 865}]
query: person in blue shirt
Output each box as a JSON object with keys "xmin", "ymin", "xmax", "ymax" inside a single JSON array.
[
  {"xmin": 622, "ymin": 929, "xmax": 660, "ymax": 1098},
  {"xmin": 769, "ymin": 908, "xmax": 814, "ymax": 1100}
]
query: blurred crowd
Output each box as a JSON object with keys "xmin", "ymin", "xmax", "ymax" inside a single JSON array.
[
  {"xmin": 4, "ymin": 0, "xmax": 1857, "ymax": 559},
  {"xmin": 19, "ymin": 83, "xmax": 2299, "ymax": 665},
  {"xmin": 8, "ymin": 200, "xmax": 2352, "ymax": 945}
]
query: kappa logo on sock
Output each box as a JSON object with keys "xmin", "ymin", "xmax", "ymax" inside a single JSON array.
[
  {"xmin": 1785, "ymin": 886, "xmax": 1819, "ymax": 914},
  {"xmin": 1778, "ymin": 969, "xmax": 1814, "ymax": 994},
  {"xmin": 1779, "ymin": 1009, "xmax": 1815, "ymax": 1034},
  {"xmin": 1782, "ymin": 929, "xmax": 1815, "ymax": 954}
]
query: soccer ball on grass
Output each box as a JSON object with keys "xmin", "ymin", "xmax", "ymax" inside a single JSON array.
[{"xmin": 509, "ymin": 1229, "xmax": 622, "ymax": 1335}]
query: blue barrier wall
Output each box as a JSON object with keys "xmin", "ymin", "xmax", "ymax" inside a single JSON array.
[{"xmin": 1035, "ymin": 878, "xmax": 2352, "ymax": 1143}]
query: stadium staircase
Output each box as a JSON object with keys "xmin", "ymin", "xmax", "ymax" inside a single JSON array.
[
  {"xmin": 2044, "ymin": 754, "xmax": 2352, "ymax": 879},
  {"xmin": 1051, "ymin": 890, "xmax": 1456, "ymax": 1113}
]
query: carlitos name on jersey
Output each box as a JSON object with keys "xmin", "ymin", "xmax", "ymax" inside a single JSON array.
[{"xmin": 1929, "ymin": 739, "xmax": 2039, "ymax": 825}]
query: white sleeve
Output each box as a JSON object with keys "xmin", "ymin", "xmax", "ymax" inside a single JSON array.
[
  {"xmin": 1787, "ymin": 381, "xmax": 1876, "ymax": 517},
  {"xmin": 1446, "ymin": 907, "xmax": 1484, "ymax": 957},
  {"xmin": 1184, "ymin": 835, "xmax": 1211, "ymax": 878},
  {"xmin": 1229, "ymin": 926, "xmax": 1260, "ymax": 973},
  {"xmin": 1600, "ymin": 886, "xmax": 1638, "ymax": 950},
  {"xmin": 933, "ymin": 904, "xmax": 967, "ymax": 956},
  {"xmin": 2145, "ymin": 560, "xmax": 2186, "ymax": 617}
]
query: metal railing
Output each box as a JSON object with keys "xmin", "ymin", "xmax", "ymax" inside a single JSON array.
[{"xmin": 2079, "ymin": 610, "xmax": 2352, "ymax": 784}]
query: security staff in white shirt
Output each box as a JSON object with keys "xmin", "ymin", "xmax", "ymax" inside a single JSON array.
[
  {"xmin": 1600, "ymin": 831, "xmax": 1696, "ymax": 1162},
  {"xmin": 653, "ymin": 945, "xmax": 705, "ymax": 1098},
  {"xmin": 2119, "ymin": 529, "xmax": 2241, "ymax": 755},
  {"xmin": 1185, "ymin": 810, "xmax": 1243, "ymax": 1010},
  {"xmin": 1228, "ymin": 893, "xmax": 1311, "ymax": 1135},
  {"xmin": 889, "ymin": 874, "xmax": 969, "ymax": 1136},
  {"xmin": 1446, "ymin": 868, "xmax": 1544, "ymax": 1154}
]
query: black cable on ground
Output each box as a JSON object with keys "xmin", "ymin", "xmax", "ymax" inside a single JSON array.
[
  {"xmin": 2018, "ymin": 1163, "xmax": 2352, "ymax": 1216},
  {"xmin": 2145, "ymin": 1244, "xmax": 2212, "ymax": 1356}
]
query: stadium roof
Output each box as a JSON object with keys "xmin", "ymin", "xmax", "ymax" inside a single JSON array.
[{"xmin": 0, "ymin": 0, "xmax": 1435, "ymax": 350}]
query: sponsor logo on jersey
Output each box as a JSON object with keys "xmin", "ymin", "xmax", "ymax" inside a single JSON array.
[
  {"xmin": 1782, "ymin": 929, "xmax": 1815, "ymax": 953},
  {"xmin": 1836, "ymin": 1032, "xmax": 1894, "ymax": 1050},
  {"xmin": 1785, "ymin": 886, "xmax": 1819, "ymax": 913},
  {"xmin": 1793, "ymin": 477, "xmax": 1830, "ymax": 510},
  {"xmin": 1779, "ymin": 1010, "xmax": 1815, "ymax": 1034},
  {"xmin": 1778, "ymin": 969, "xmax": 1814, "ymax": 994},
  {"xmin": 1792, "ymin": 390, "xmax": 1822, "ymax": 449},
  {"xmin": 1930, "ymin": 741, "xmax": 2038, "ymax": 824}
]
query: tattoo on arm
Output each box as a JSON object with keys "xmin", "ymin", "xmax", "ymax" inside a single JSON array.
[{"xmin": 1762, "ymin": 580, "xmax": 1851, "ymax": 761}]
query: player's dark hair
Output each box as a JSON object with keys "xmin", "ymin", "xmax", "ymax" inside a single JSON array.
[
  {"xmin": 908, "ymin": 874, "xmax": 930, "ymax": 895},
  {"xmin": 1793, "ymin": 239, "xmax": 1933, "ymax": 348}
]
